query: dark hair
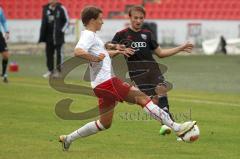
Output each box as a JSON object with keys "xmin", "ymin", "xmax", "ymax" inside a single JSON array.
[
  {"xmin": 81, "ymin": 6, "xmax": 103, "ymax": 26},
  {"xmin": 128, "ymin": 5, "xmax": 146, "ymax": 17}
]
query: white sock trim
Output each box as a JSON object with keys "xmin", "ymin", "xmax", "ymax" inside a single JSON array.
[
  {"xmin": 144, "ymin": 101, "xmax": 163, "ymax": 121},
  {"xmin": 96, "ymin": 120, "xmax": 106, "ymax": 130}
]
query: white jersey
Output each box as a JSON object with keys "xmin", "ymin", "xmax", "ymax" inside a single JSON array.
[{"xmin": 75, "ymin": 30, "xmax": 114, "ymax": 88}]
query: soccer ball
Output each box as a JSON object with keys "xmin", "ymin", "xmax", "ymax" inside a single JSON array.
[{"xmin": 181, "ymin": 124, "xmax": 200, "ymax": 143}]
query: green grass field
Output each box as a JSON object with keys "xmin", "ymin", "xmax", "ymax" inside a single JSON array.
[{"xmin": 1, "ymin": 54, "xmax": 240, "ymax": 159}]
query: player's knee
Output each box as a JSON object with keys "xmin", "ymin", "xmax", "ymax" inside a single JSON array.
[
  {"xmin": 151, "ymin": 95, "xmax": 159, "ymax": 105},
  {"xmin": 155, "ymin": 85, "xmax": 168, "ymax": 96},
  {"xmin": 99, "ymin": 118, "xmax": 113, "ymax": 129},
  {"xmin": 102, "ymin": 122, "xmax": 112, "ymax": 129},
  {"xmin": 2, "ymin": 52, "xmax": 9, "ymax": 59}
]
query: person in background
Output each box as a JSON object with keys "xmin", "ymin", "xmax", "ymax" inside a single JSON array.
[
  {"xmin": 0, "ymin": 6, "xmax": 10, "ymax": 83},
  {"xmin": 39, "ymin": 0, "xmax": 69, "ymax": 78},
  {"xmin": 220, "ymin": 35, "xmax": 227, "ymax": 55}
]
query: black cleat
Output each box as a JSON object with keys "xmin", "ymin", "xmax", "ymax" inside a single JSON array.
[{"xmin": 3, "ymin": 77, "xmax": 8, "ymax": 83}]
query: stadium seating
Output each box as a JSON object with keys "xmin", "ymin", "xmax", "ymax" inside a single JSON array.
[{"xmin": 1, "ymin": 0, "xmax": 240, "ymax": 20}]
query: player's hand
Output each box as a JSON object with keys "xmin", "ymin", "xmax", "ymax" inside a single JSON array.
[
  {"xmin": 115, "ymin": 44, "xmax": 135, "ymax": 57},
  {"xmin": 4, "ymin": 32, "xmax": 9, "ymax": 40},
  {"xmin": 118, "ymin": 47, "xmax": 135, "ymax": 57},
  {"xmin": 105, "ymin": 43, "xmax": 124, "ymax": 50},
  {"xmin": 116, "ymin": 44, "xmax": 126, "ymax": 51},
  {"xmin": 105, "ymin": 43, "xmax": 116, "ymax": 50},
  {"xmin": 96, "ymin": 53, "xmax": 105, "ymax": 61},
  {"xmin": 180, "ymin": 42, "xmax": 194, "ymax": 53}
]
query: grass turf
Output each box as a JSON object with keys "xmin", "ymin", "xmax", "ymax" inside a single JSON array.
[{"xmin": 0, "ymin": 54, "xmax": 240, "ymax": 159}]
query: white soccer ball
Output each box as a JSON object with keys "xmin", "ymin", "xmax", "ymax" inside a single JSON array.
[{"xmin": 181, "ymin": 124, "xmax": 200, "ymax": 143}]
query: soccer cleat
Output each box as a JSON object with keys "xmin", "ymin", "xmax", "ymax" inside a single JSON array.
[
  {"xmin": 1, "ymin": 74, "xmax": 8, "ymax": 83},
  {"xmin": 159, "ymin": 125, "xmax": 172, "ymax": 135},
  {"xmin": 3, "ymin": 77, "xmax": 8, "ymax": 83},
  {"xmin": 175, "ymin": 121, "xmax": 197, "ymax": 137},
  {"xmin": 42, "ymin": 71, "xmax": 52, "ymax": 78},
  {"xmin": 176, "ymin": 137, "xmax": 183, "ymax": 141},
  {"xmin": 52, "ymin": 71, "xmax": 60, "ymax": 78},
  {"xmin": 59, "ymin": 135, "xmax": 71, "ymax": 151}
]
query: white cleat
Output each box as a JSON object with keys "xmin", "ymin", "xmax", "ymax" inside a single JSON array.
[
  {"xmin": 3, "ymin": 77, "xmax": 8, "ymax": 83},
  {"xmin": 176, "ymin": 121, "xmax": 197, "ymax": 137},
  {"xmin": 52, "ymin": 71, "xmax": 60, "ymax": 78},
  {"xmin": 42, "ymin": 71, "xmax": 52, "ymax": 78},
  {"xmin": 177, "ymin": 137, "xmax": 183, "ymax": 141},
  {"xmin": 59, "ymin": 135, "xmax": 71, "ymax": 151}
]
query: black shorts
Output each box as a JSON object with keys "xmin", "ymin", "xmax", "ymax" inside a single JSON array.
[
  {"xmin": 0, "ymin": 32, "xmax": 8, "ymax": 53},
  {"xmin": 128, "ymin": 61, "xmax": 167, "ymax": 96}
]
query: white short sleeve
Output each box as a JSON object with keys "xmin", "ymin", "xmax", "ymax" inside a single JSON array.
[
  {"xmin": 75, "ymin": 31, "xmax": 95, "ymax": 52},
  {"xmin": 74, "ymin": 30, "xmax": 113, "ymax": 88}
]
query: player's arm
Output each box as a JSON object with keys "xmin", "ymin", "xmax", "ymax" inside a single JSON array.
[
  {"xmin": 74, "ymin": 48, "xmax": 105, "ymax": 62},
  {"xmin": 154, "ymin": 42, "xmax": 194, "ymax": 58},
  {"xmin": 107, "ymin": 33, "xmax": 134, "ymax": 57},
  {"xmin": 60, "ymin": 5, "xmax": 69, "ymax": 33},
  {"xmin": 0, "ymin": 8, "xmax": 9, "ymax": 40},
  {"xmin": 75, "ymin": 32, "xmax": 105, "ymax": 62},
  {"xmin": 105, "ymin": 43, "xmax": 134, "ymax": 57},
  {"xmin": 105, "ymin": 42, "xmax": 121, "ymax": 57}
]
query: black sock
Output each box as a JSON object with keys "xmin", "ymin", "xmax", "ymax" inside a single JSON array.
[
  {"xmin": 2, "ymin": 59, "xmax": 8, "ymax": 76},
  {"xmin": 158, "ymin": 96, "xmax": 174, "ymax": 121},
  {"xmin": 158, "ymin": 96, "xmax": 169, "ymax": 109}
]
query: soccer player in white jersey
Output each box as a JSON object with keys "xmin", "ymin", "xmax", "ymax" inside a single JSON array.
[{"xmin": 59, "ymin": 6, "xmax": 196, "ymax": 151}]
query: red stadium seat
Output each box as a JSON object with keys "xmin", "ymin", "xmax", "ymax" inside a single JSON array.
[{"xmin": 2, "ymin": 0, "xmax": 240, "ymax": 20}]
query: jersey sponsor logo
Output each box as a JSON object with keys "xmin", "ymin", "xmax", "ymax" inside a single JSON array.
[
  {"xmin": 141, "ymin": 34, "xmax": 147, "ymax": 40},
  {"xmin": 131, "ymin": 42, "xmax": 147, "ymax": 49}
]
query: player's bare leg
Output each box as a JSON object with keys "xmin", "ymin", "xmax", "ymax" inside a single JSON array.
[{"xmin": 99, "ymin": 104, "xmax": 115, "ymax": 129}]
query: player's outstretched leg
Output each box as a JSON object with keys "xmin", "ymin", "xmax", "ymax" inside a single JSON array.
[
  {"xmin": 59, "ymin": 99, "xmax": 115, "ymax": 151},
  {"xmin": 59, "ymin": 120, "xmax": 106, "ymax": 151},
  {"xmin": 124, "ymin": 86, "xmax": 196, "ymax": 137},
  {"xmin": 143, "ymin": 100, "xmax": 196, "ymax": 137}
]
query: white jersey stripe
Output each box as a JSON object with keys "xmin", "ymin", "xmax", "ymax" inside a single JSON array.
[{"xmin": 61, "ymin": 5, "xmax": 69, "ymax": 33}]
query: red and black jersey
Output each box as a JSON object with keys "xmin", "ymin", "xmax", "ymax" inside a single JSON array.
[
  {"xmin": 112, "ymin": 28, "xmax": 159, "ymax": 62},
  {"xmin": 112, "ymin": 28, "xmax": 161, "ymax": 77},
  {"xmin": 112, "ymin": 28, "xmax": 165, "ymax": 96}
]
